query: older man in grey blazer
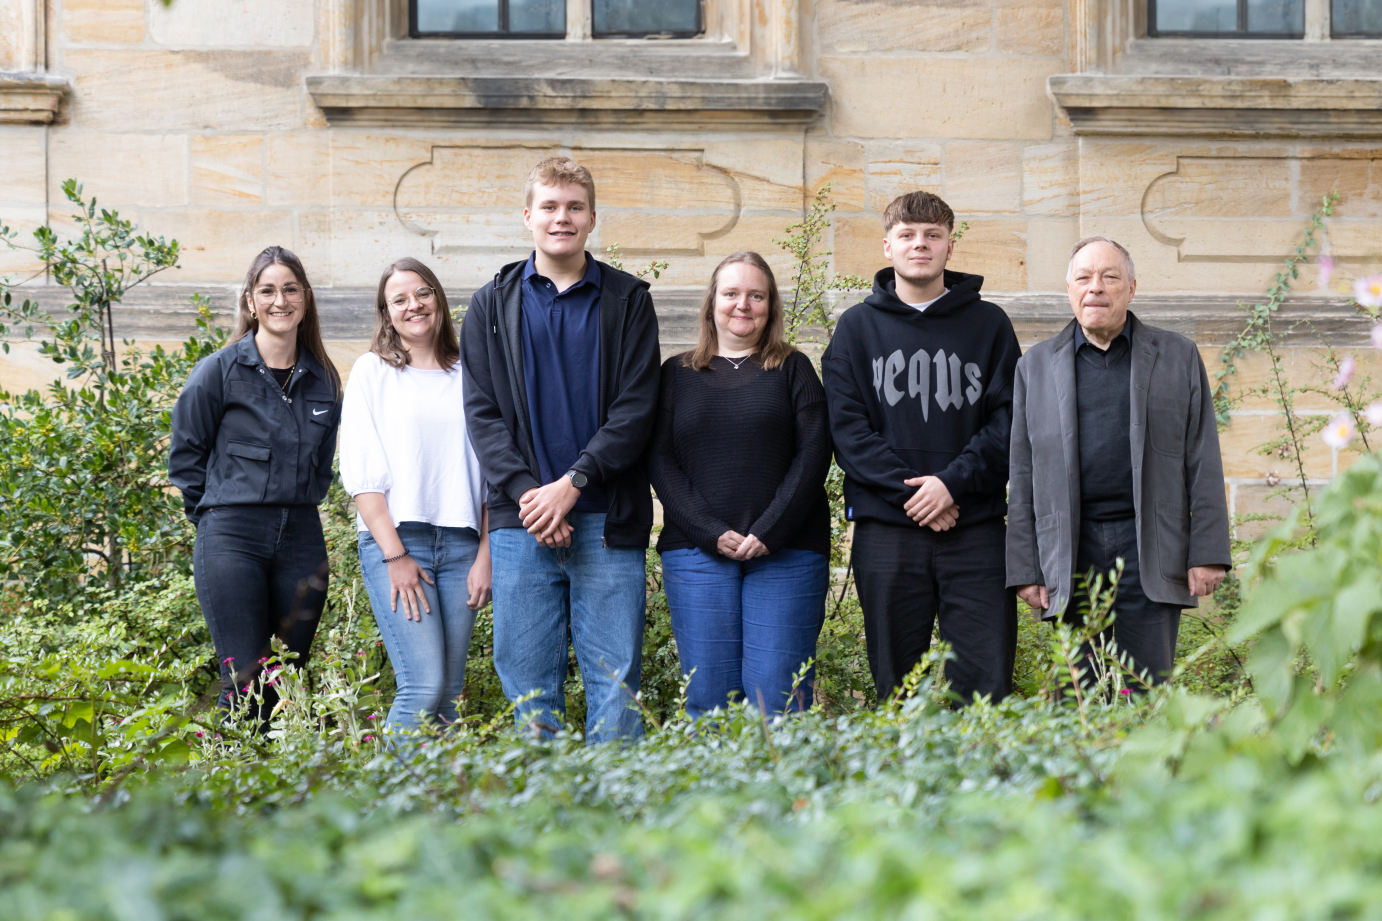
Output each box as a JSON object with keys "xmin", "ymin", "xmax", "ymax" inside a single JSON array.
[{"xmin": 1006, "ymin": 237, "xmax": 1231, "ymax": 687}]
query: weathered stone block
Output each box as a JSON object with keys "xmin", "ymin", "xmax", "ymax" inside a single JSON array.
[
  {"xmin": 152, "ymin": 210, "xmax": 295, "ymax": 282},
  {"xmin": 995, "ymin": 0, "xmax": 1064, "ymax": 55},
  {"xmin": 833, "ymin": 216, "xmax": 888, "ymax": 278},
  {"xmin": 1025, "ymin": 216, "xmax": 1080, "ymax": 291},
  {"xmin": 949, "ymin": 220, "xmax": 1028, "ymax": 291},
  {"xmin": 48, "ymin": 130, "xmax": 188, "ymax": 208},
  {"xmin": 1301, "ymin": 157, "xmax": 1382, "ymax": 217},
  {"xmin": 0, "ymin": 126, "xmax": 47, "ymax": 207},
  {"xmin": 866, "ymin": 141, "xmax": 942, "ymax": 212},
  {"xmin": 1022, "ymin": 140, "xmax": 1079, "ymax": 217},
  {"xmin": 66, "ymin": 49, "xmax": 307, "ymax": 132},
  {"xmin": 945, "ymin": 141, "xmax": 1021, "ymax": 214},
  {"xmin": 267, "ymin": 133, "xmax": 332, "ymax": 207},
  {"xmin": 816, "ymin": 0, "xmax": 990, "ymax": 53},
  {"xmin": 1231, "ymin": 483, "xmax": 1308, "ymax": 541},
  {"xmin": 149, "ymin": 0, "xmax": 313, "ymax": 47},
  {"xmin": 703, "ymin": 139, "xmax": 804, "ymax": 212},
  {"xmin": 820, "ymin": 57, "xmax": 1060, "ymax": 140},
  {"xmin": 806, "ymin": 138, "xmax": 867, "ymax": 212},
  {"xmin": 1219, "ymin": 412, "xmax": 1334, "ymax": 479},
  {"xmin": 192, "ymin": 135, "xmax": 264, "ymax": 205},
  {"xmin": 64, "ymin": 0, "xmax": 145, "ymax": 44}
]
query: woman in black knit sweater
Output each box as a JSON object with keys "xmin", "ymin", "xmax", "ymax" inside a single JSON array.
[{"xmin": 648, "ymin": 251, "xmax": 832, "ymax": 718}]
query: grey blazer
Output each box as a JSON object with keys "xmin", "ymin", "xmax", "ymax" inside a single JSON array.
[{"xmin": 1006, "ymin": 313, "xmax": 1231, "ymax": 617}]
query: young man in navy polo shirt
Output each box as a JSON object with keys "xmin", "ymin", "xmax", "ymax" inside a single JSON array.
[{"xmin": 460, "ymin": 157, "xmax": 661, "ymax": 742}]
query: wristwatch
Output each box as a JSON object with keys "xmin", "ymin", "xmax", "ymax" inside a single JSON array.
[{"xmin": 566, "ymin": 469, "xmax": 588, "ymax": 490}]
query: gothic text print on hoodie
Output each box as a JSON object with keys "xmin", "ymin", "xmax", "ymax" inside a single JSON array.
[{"xmin": 822, "ymin": 267, "xmax": 1022, "ymax": 530}]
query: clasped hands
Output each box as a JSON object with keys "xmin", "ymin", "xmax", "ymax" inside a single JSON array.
[
  {"xmin": 717, "ymin": 530, "xmax": 768, "ymax": 561},
  {"xmin": 520, "ymin": 477, "xmax": 580, "ymax": 548},
  {"xmin": 1017, "ymin": 565, "xmax": 1227, "ymax": 618},
  {"xmin": 904, "ymin": 475, "xmax": 960, "ymax": 531}
]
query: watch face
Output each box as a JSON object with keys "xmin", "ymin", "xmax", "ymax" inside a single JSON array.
[{"xmin": 569, "ymin": 471, "xmax": 587, "ymax": 489}]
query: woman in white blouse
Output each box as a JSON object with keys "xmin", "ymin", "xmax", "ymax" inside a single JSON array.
[{"xmin": 339, "ymin": 257, "xmax": 491, "ymax": 734}]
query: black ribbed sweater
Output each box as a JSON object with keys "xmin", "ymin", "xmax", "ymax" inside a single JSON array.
[{"xmin": 647, "ymin": 350, "xmax": 832, "ymax": 557}]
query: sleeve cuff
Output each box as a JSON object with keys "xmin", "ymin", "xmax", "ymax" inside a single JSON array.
[{"xmin": 504, "ymin": 473, "xmax": 544, "ymax": 504}]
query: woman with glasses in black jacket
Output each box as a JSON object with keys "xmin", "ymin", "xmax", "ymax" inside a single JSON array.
[{"xmin": 170, "ymin": 246, "xmax": 342, "ymax": 728}]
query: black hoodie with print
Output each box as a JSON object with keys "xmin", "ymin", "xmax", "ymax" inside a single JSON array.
[{"xmin": 821, "ymin": 267, "xmax": 1021, "ymax": 530}]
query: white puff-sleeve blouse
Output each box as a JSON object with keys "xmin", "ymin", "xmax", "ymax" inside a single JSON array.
[{"xmin": 338, "ymin": 351, "xmax": 485, "ymax": 533}]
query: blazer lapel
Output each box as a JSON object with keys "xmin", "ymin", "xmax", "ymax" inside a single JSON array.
[
  {"xmin": 1127, "ymin": 312, "xmax": 1157, "ymax": 518},
  {"xmin": 1052, "ymin": 320, "xmax": 1081, "ymax": 516}
]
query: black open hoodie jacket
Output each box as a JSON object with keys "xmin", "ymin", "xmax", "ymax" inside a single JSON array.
[
  {"xmin": 459, "ymin": 257, "xmax": 660, "ymax": 548},
  {"xmin": 821, "ymin": 267, "xmax": 1021, "ymax": 530}
]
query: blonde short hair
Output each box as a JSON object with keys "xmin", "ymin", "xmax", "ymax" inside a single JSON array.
[{"xmin": 524, "ymin": 156, "xmax": 596, "ymax": 210}]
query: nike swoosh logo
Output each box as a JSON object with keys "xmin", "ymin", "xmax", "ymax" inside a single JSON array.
[{"xmin": 313, "ymin": 409, "xmax": 328, "ymax": 416}]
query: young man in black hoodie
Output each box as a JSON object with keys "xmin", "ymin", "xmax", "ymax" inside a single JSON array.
[
  {"xmin": 822, "ymin": 191, "xmax": 1021, "ymax": 704},
  {"xmin": 460, "ymin": 157, "xmax": 660, "ymax": 742}
]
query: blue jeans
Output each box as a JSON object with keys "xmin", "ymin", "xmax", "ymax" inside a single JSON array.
[
  {"xmin": 661, "ymin": 547, "xmax": 829, "ymax": 719},
  {"xmin": 359, "ymin": 523, "xmax": 481, "ymax": 733},
  {"xmin": 489, "ymin": 512, "xmax": 647, "ymax": 743}
]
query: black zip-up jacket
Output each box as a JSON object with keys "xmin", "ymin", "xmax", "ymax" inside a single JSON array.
[
  {"xmin": 169, "ymin": 335, "xmax": 342, "ymax": 525},
  {"xmin": 821, "ymin": 267, "xmax": 1021, "ymax": 529},
  {"xmin": 460, "ymin": 257, "xmax": 661, "ymax": 548}
]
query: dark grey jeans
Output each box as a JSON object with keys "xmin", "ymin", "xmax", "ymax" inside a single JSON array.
[
  {"xmin": 1067, "ymin": 515, "xmax": 1182, "ymax": 689},
  {"xmin": 193, "ymin": 505, "xmax": 329, "ymax": 726}
]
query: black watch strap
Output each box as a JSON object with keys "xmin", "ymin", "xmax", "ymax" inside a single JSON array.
[{"xmin": 566, "ymin": 469, "xmax": 588, "ymax": 490}]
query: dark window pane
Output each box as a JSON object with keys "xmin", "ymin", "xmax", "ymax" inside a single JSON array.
[
  {"xmin": 1334, "ymin": 0, "xmax": 1382, "ymax": 32},
  {"xmin": 1155, "ymin": 0, "xmax": 1237, "ymax": 31},
  {"xmin": 417, "ymin": 0, "xmax": 500, "ymax": 32},
  {"xmin": 1247, "ymin": 0, "xmax": 1303, "ymax": 31},
  {"xmin": 593, "ymin": 0, "xmax": 699, "ymax": 34},
  {"xmin": 509, "ymin": 0, "xmax": 565, "ymax": 31}
]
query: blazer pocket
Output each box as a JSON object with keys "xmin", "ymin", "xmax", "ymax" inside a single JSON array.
[
  {"xmin": 223, "ymin": 440, "xmax": 272, "ymax": 503},
  {"xmin": 1147, "ymin": 397, "xmax": 1189, "ymax": 458},
  {"xmin": 1155, "ymin": 501, "xmax": 1190, "ymax": 584}
]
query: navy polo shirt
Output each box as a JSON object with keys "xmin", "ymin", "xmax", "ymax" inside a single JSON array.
[
  {"xmin": 519, "ymin": 252, "xmax": 607, "ymax": 513},
  {"xmin": 1074, "ymin": 320, "xmax": 1135, "ymax": 522}
]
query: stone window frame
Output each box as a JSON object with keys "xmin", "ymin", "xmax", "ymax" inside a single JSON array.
[
  {"xmin": 0, "ymin": 0, "xmax": 67, "ymax": 124},
  {"xmin": 307, "ymin": 0, "xmax": 826, "ymax": 128},
  {"xmin": 1048, "ymin": 0, "xmax": 1382, "ymax": 137}
]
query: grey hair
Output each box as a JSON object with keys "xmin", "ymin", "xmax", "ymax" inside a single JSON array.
[{"xmin": 1066, "ymin": 236, "xmax": 1136, "ymax": 283}]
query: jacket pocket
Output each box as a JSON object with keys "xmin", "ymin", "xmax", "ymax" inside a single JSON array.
[
  {"xmin": 220, "ymin": 440, "xmax": 272, "ymax": 504},
  {"xmin": 1155, "ymin": 501, "xmax": 1190, "ymax": 584},
  {"xmin": 1035, "ymin": 513, "xmax": 1064, "ymax": 591},
  {"xmin": 1147, "ymin": 397, "xmax": 1189, "ymax": 458}
]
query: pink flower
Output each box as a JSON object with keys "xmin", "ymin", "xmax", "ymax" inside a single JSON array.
[
  {"xmin": 1119, "ymin": 688, "xmax": 1133, "ymax": 695},
  {"xmin": 1366, "ymin": 401, "xmax": 1382, "ymax": 427},
  {"xmin": 1372, "ymin": 324, "xmax": 1382, "ymax": 349},
  {"xmin": 222, "ymin": 657, "xmax": 234, "ymax": 665},
  {"xmin": 1333, "ymin": 354, "xmax": 1356, "ymax": 389},
  {"xmin": 363, "ymin": 734, "xmax": 375, "ymax": 742},
  {"xmin": 195, "ymin": 731, "xmax": 204, "ymax": 738},
  {"xmin": 1319, "ymin": 254, "xmax": 1335, "ymax": 289},
  {"xmin": 1322, "ymin": 412, "xmax": 1357, "ymax": 449},
  {"xmin": 1357, "ymin": 275, "xmax": 1382, "ymax": 310},
  {"xmin": 366, "ymin": 714, "xmax": 376, "ymax": 720}
]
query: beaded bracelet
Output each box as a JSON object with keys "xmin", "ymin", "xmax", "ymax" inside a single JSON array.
[{"xmin": 383, "ymin": 548, "xmax": 410, "ymax": 564}]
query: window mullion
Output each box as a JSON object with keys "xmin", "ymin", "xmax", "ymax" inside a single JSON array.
[
  {"xmin": 1305, "ymin": 0, "xmax": 1330, "ymax": 39},
  {"xmin": 567, "ymin": 0, "xmax": 592, "ymax": 40},
  {"xmin": 1238, "ymin": 0, "xmax": 1249, "ymax": 32}
]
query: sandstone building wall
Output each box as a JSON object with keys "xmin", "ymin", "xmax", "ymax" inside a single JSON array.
[{"xmin": 1, "ymin": 0, "xmax": 1379, "ymax": 537}]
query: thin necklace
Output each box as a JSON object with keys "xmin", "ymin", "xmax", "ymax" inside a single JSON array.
[
  {"xmin": 277, "ymin": 361, "xmax": 296, "ymax": 392},
  {"xmin": 722, "ymin": 353, "xmax": 753, "ymax": 370}
]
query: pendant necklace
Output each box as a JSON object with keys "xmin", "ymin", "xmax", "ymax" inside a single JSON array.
[{"xmin": 723, "ymin": 354, "xmax": 752, "ymax": 370}]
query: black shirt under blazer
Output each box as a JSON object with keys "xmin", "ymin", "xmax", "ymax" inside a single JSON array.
[
  {"xmin": 169, "ymin": 334, "xmax": 341, "ymax": 525},
  {"xmin": 1006, "ymin": 313, "xmax": 1231, "ymax": 617},
  {"xmin": 647, "ymin": 351, "xmax": 832, "ymax": 558}
]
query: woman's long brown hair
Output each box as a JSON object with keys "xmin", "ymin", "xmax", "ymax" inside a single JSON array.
[
  {"xmin": 683, "ymin": 251, "xmax": 794, "ymax": 371},
  {"xmin": 230, "ymin": 246, "xmax": 342, "ymax": 397},
  {"xmin": 371, "ymin": 257, "xmax": 460, "ymax": 371}
]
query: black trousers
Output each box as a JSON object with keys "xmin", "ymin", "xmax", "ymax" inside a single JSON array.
[
  {"xmin": 852, "ymin": 517, "xmax": 1017, "ymax": 704},
  {"xmin": 193, "ymin": 505, "xmax": 329, "ymax": 725},
  {"xmin": 1065, "ymin": 516, "xmax": 1182, "ymax": 688}
]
